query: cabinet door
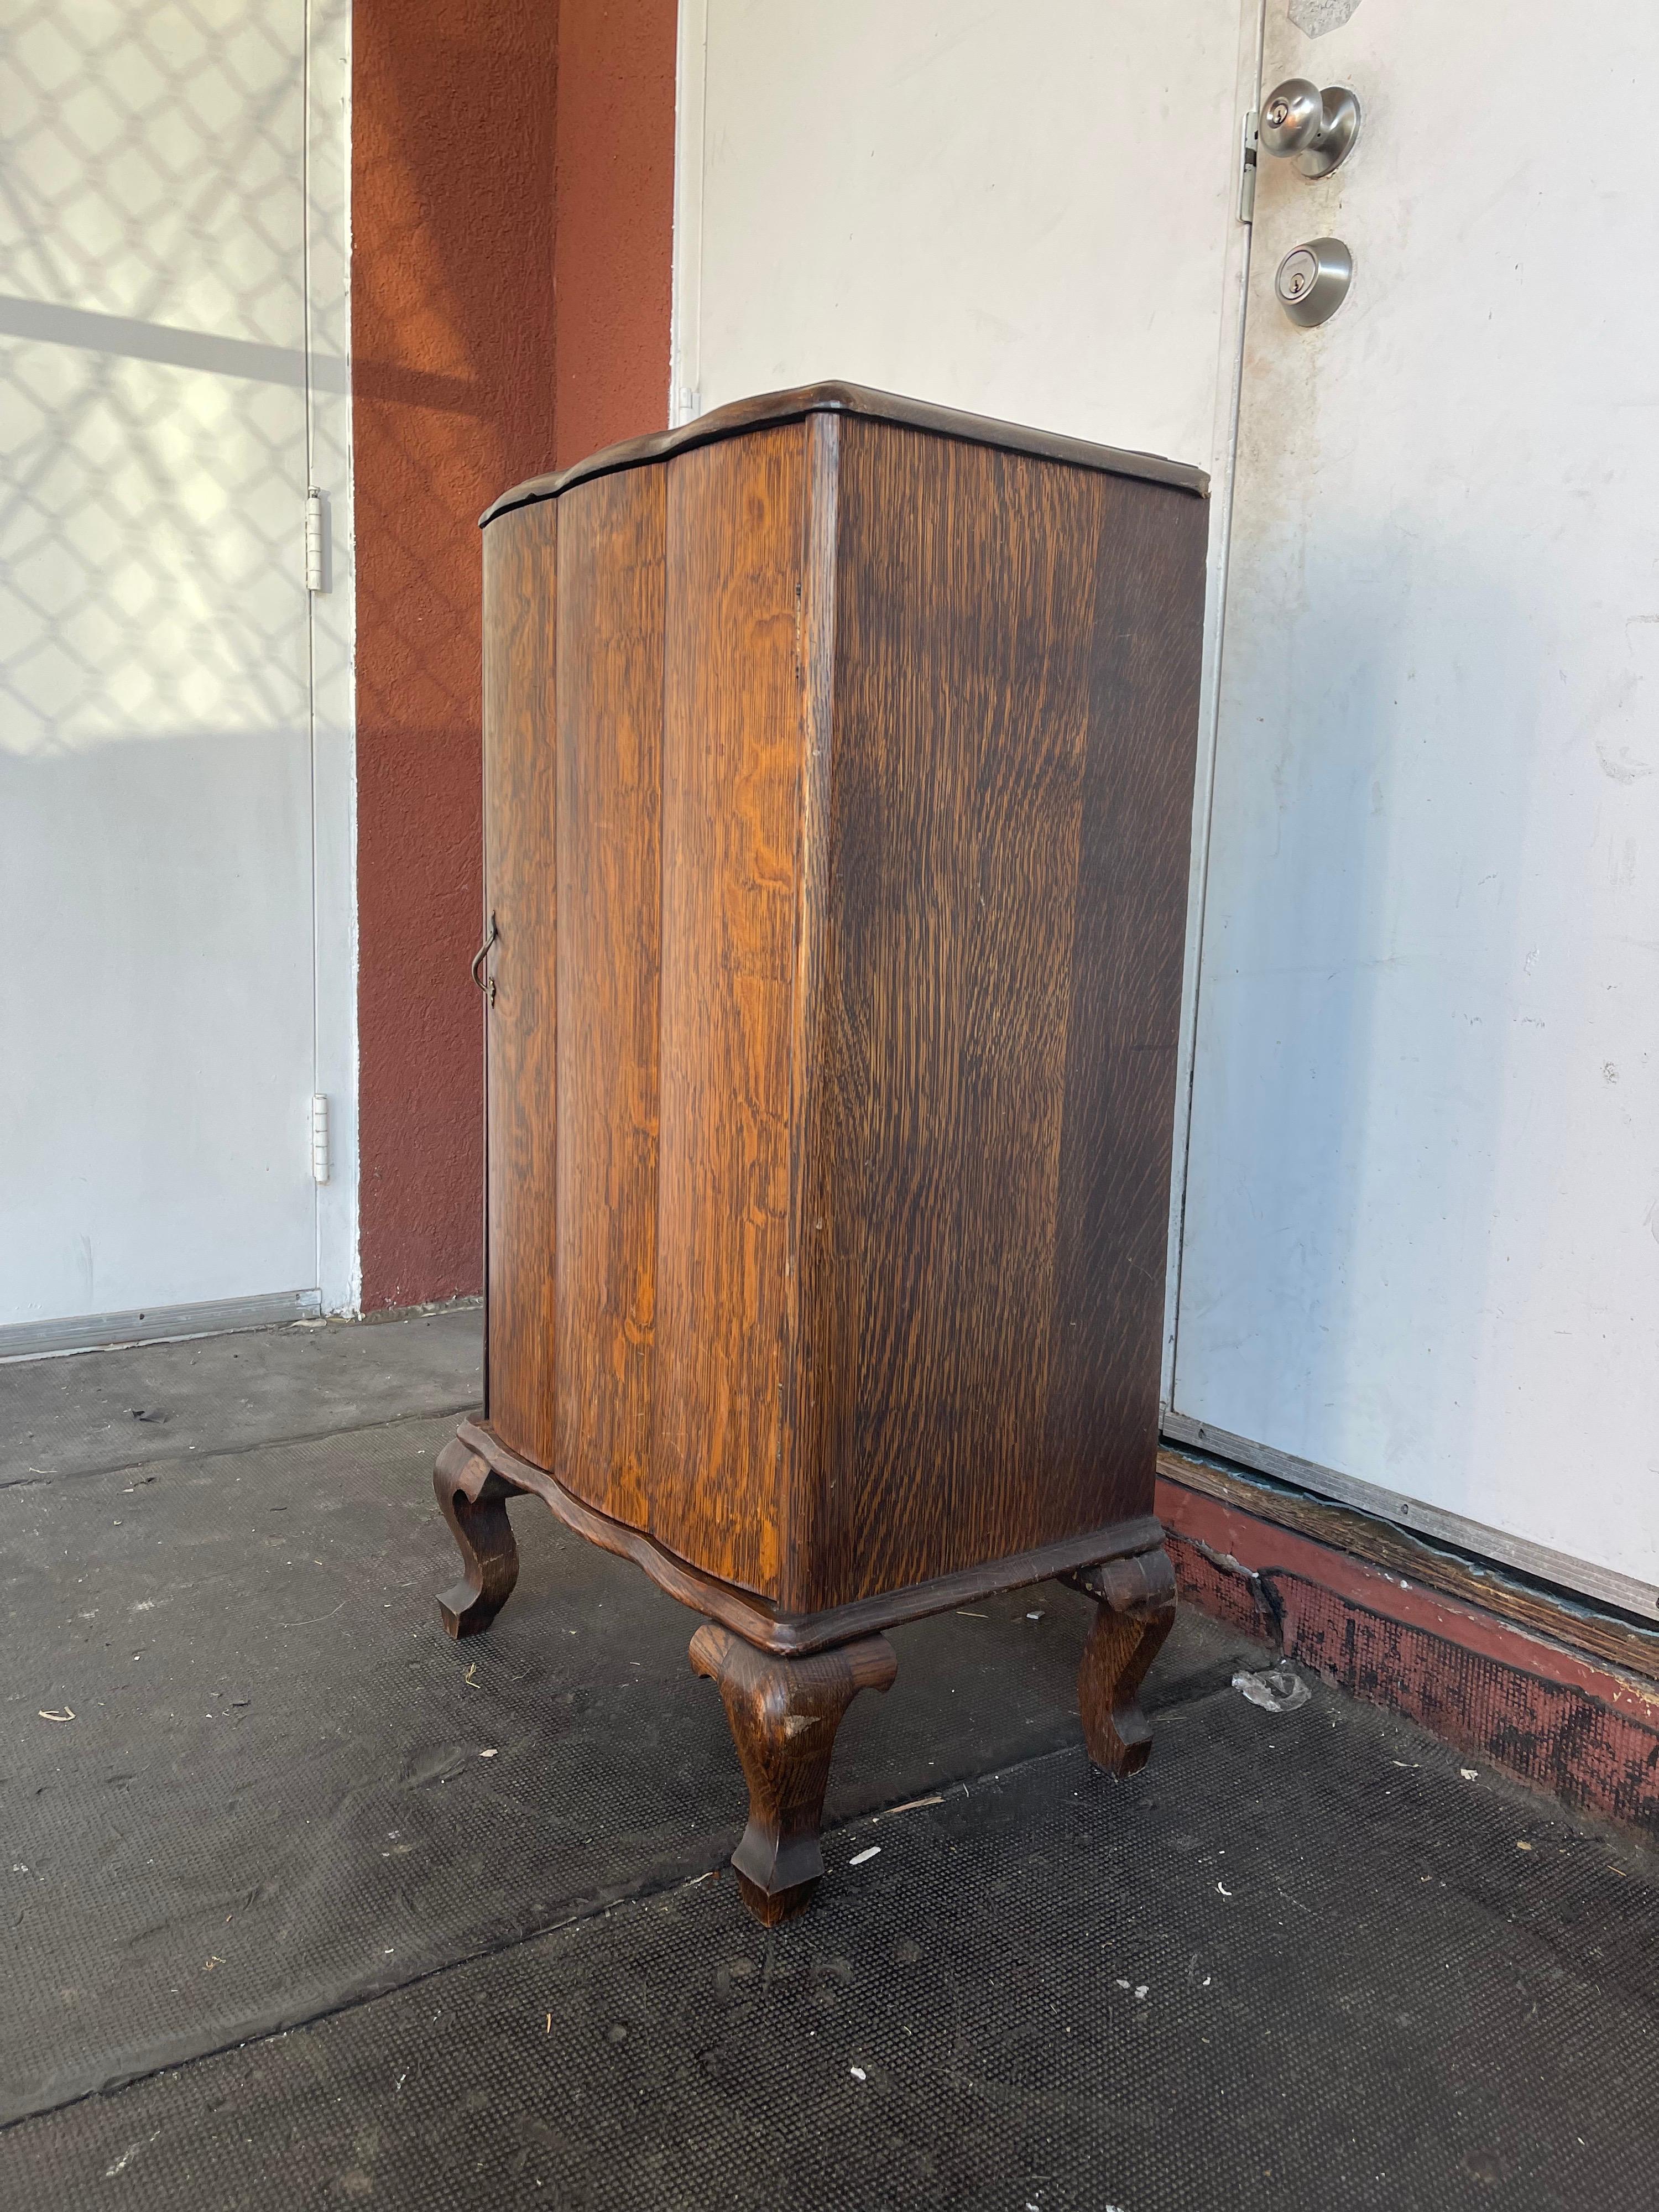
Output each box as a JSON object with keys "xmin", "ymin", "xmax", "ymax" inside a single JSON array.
[
  {"xmin": 482, "ymin": 436, "xmax": 810, "ymax": 1606},
  {"xmin": 1171, "ymin": 1, "xmax": 1659, "ymax": 1616},
  {"xmin": 551, "ymin": 469, "xmax": 666, "ymax": 1528},
  {"xmin": 483, "ymin": 501, "xmax": 560, "ymax": 1469},
  {"xmin": 650, "ymin": 426, "xmax": 810, "ymax": 1599},
  {"xmin": 486, "ymin": 475, "xmax": 671, "ymax": 1510}
]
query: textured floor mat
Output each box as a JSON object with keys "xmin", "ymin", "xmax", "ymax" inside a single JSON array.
[
  {"xmin": 0, "ymin": 1307, "xmax": 483, "ymax": 1485},
  {"xmin": 1, "ymin": 1413, "xmax": 1259, "ymax": 2121},
  {"xmin": 3, "ymin": 1682, "xmax": 1652, "ymax": 2212}
]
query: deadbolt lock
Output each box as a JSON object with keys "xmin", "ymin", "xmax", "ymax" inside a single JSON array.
[
  {"xmin": 1259, "ymin": 77, "xmax": 1361, "ymax": 178},
  {"xmin": 1275, "ymin": 237, "xmax": 1353, "ymax": 327}
]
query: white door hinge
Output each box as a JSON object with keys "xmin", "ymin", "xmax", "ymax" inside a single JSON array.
[
  {"xmin": 1239, "ymin": 109, "xmax": 1259, "ymax": 223},
  {"xmin": 305, "ymin": 488, "xmax": 328, "ymax": 592},
  {"xmin": 310, "ymin": 1093, "xmax": 331, "ymax": 1184}
]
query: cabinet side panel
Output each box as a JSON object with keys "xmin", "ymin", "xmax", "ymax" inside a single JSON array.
[
  {"xmin": 552, "ymin": 467, "xmax": 666, "ymax": 1525},
  {"xmin": 484, "ymin": 501, "xmax": 559, "ymax": 1469},
  {"xmin": 652, "ymin": 424, "xmax": 808, "ymax": 1598},
  {"xmin": 804, "ymin": 424, "xmax": 1206, "ymax": 1606},
  {"xmin": 1041, "ymin": 479, "xmax": 1207, "ymax": 1534},
  {"xmin": 810, "ymin": 421, "xmax": 1102, "ymax": 1604}
]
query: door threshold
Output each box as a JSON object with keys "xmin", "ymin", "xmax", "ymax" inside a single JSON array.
[
  {"xmin": 0, "ymin": 1289, "xmax": 324, "ymax": 1364},
  {"xmin": 1161, "ymin": 1409, "xmax": 1659, "ymax": 1626}
]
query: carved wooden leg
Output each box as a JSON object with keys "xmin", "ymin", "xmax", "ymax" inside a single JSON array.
[
  {"xmin": 1070, "ymin": 1545, "xmax": 1177, "ymax": 1777},
  {"xmin": 690, "ymin": 1624, "xmax": 898, "ymax": 1926},
  {"xmin": 434, "ymin": 1433, "xmax": 520, "ymax": 1639}
]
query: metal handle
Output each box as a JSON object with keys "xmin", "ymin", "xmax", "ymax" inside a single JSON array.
[
  {"xmin": 1259, "ymin": 78, "xmax": 1361, "ymax": 178},
  {"xmin": 471, "ymin": 914, "xmax": 498, "ymax": 1005}
]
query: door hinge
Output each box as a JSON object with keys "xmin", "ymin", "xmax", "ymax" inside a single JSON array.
[
  {"xmin": 305, "ymin": 488, "xmax": 328, "ymax": 593},
  {"xmin": 1239, "ymin": 108, "xmax": 1259, "ymax": 223},
  {"xmin": 310, "ymin": 1093, "xmax": 331, "ymax": 1184}
]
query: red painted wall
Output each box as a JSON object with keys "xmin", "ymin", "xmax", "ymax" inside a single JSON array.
[
  {"xmin": 352, "ymin": 0, "xmax": 676, "ymax": 1310},
  {"xmin": 553, "ymin": 1, "xmax": 679, "ymax": 472},
  {"xmin": 1159, "ymin": 1473, "xmax": 1659, "ymax": 1841}
]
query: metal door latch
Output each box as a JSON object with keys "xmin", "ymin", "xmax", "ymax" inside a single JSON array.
[
  {"xmin": 472, "ymin": 914, "xmax": 498, "ymax": 1005},
  {"xmin": 1259, "ymin": 77, "xmax": 1361, "ymax": 178},
  {"xmin": 1239, "ymin": 109, "xmax": 1260, "ymax": 222}
]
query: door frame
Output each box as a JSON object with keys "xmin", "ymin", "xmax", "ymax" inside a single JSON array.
[
  {"xmin": 670, "ymin": 0, "xmax": 708, "ymax": 428},
  {"xmin": 1159, "ymin": 0, "xmax": 1265, "ymax": 1409},
  {"xmin": 307, "ymin": 0, "xmax": 359, "ymax": 1319}
]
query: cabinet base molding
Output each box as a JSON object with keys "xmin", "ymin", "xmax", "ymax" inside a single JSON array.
[
  {"xmin": 434, "ymin": 1421, "xmax": 1177, "ymax": 1923},
  {"xmin": 446, "ymin": 1420, "xmax": 1164, "ymax": 1653}
]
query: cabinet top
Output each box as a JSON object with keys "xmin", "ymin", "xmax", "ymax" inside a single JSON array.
[{"xmin": 480, "ymin": 381, "xmax": 1208, "ymax": 528}]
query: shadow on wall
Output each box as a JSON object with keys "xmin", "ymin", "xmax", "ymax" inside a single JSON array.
[
  {"xmin": 351, "ymin": 0, "xmax": 559, "ymax": 1313},
  {"xmin": 351, "ymin": 0, "xmax": 677, "ymax": 1313},
  {"xmin": 1173, "ymin": 528, "xmax": 1545, "ymax": 1522},
  {"xmin": 0, "ymin": 1, "xmax": 324, "ymax": 1327}
]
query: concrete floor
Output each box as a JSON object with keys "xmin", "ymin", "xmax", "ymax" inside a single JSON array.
[{"xmin": 1, "ymin": 1311, "xmax": 1655, "ymax": 2210}]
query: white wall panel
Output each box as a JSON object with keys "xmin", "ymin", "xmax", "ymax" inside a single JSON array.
[{"xmin": 682, "ymin": 1, "xmax": 1249, "ymax": 477}]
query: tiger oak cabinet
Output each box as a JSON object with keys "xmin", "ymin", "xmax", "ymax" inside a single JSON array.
[{"xmin": 435, "ymin": 384, "xmax": 1209, "ymax": 1924}]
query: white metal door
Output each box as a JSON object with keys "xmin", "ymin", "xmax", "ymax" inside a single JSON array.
[
  {"xmin": 0, "ymin": 1, "xmax": 326, "ymax": 1348},
  {"xmin": 1172, "ymin": 1, "xmax": 1659, "ymax": 1613},
  {"xmin": 676, "ymin": 1, "xmax": 1254, "ymax": 479}
]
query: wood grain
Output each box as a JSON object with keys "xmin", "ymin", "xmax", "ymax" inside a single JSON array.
[
  {"xmin": 1071, "ymin": 1545, "xmax": 1178, "ymax": 1776},
  {"xmin": 432, "ymin": 1434, "xmax": 520, "ymax": 1640},
  {"xmin": 456, "ymin": 1417, "xmax": 1163, "ymax": 1656},
  {"xmin": 796, "ymin": 421, "xmax": 1205, "ymax": 1608},
  {"xmin": 650, "ymin": 425, "xmax": 809, "ymax": 1595},
  {"xmin": 477, "ymin": 401, "xmax": 1208, "ymax": 1619},
  {"xmin": 689, "ymin": 1623, "xmax": 897, "ymax": 1924},
  {"xmin": 813, "ymin": 421, "xmax": 1089, "ymax": 1603},
  {"xmin": 777, "ymin": 410, "xmax": 844, "ymax": 1592},
  {"xmin": 1040, "ymin": 474, "xmax": 1208, "ymax": 1538},
  {"xmin": 482, "ymin": 499, "xmax": 560, "ymax": 1469},
  {"xmin": 481, "ymin": 378, "xmax": 1208, "ymax": 529},
  {"xmin": 551, "ymin": 467, "xmax": 665, "ymax": 1529}
]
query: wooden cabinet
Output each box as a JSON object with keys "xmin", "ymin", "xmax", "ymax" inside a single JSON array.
[{"xmin": 436, "ymin": 385, "xmax": 1209, "ymax": 1922}]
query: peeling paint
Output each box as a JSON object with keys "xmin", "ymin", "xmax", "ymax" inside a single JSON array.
[{"xmin": 1288, "ymin": 0, "xmax": 1364, "ymax": 35}]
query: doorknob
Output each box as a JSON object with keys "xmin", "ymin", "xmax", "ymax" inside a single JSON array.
[{"xmin": 1259, "ymin": 77, "xmax": 1361, "ymax": 178}]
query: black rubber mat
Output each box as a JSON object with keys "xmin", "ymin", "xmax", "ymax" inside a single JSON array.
[
  {"xmin": 0, "ymin": 1306, "xmax": 482, "ymax": 1484},
  {"xmin": 1, "ymin": 1411, "xmax": 1260, "ymax": 2123},
  {"xmin": 4, "ymin": 1678, "xmax": 1653, "ymax": 2211}
]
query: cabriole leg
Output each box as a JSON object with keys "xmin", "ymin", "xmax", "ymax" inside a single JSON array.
[
  {"xmin": 690, "ymin": 1624, "xmax": 898, "ymax": 1926},
  {"xmin": 434, "ymin": 1433, "xmax": 521, "ymax": 1639},
  {"xmin": 1071, "ymin": 1546, "xmax": 1177, "ymax": 1777}
]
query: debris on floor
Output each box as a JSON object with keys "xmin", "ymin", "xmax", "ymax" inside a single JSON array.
[{"xmin": 1232, "ymin": 1662, "xmax": 1313, "ymax": 1714}]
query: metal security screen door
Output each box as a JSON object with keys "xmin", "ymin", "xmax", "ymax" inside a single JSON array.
[
  {"xmin": 1170, "ymin": 0, "xmax": 1659, "ymax": 1616},
  {"xmin": 0, "ymin": 0, "xmax": 331, "ymax": 1349}
]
